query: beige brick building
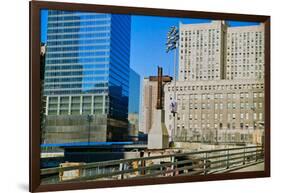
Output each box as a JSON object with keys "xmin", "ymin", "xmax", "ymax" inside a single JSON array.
[
  {"xmin": 164, "ymin": 80, "xmax": 264, "ymax": 144},
  {"xmin": 178, "ymin": 21, "xmax": 227, "ymax": 81},
  {"xmin": 226, "ymin": 24, "xmax": 264, "ymax": 80},
  {"xmin": 178, "ymin": 21, "xmax": 264, "ymax": 81},
  {"xmin": 163, "ymin": 21, "xmax": 265, "ymax": 144}
]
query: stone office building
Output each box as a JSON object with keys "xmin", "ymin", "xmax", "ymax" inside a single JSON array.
[
  {"xmin": 178, "ymin": 21, "xmax": 264, "ymax": 81},
  {"xmin": 178, "ymin": 20, "xmax": 226, "ymax": 81},
  {"xmin": 164, "ymin": 79, "xmax": 264, "ymax": 144},
  {"xmin": 164, "ymin": 20, "xmax": 265, "ymax": 144}
]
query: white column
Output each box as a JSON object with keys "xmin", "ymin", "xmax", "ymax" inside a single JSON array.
[
  {"xmin": 68, "ymin": 96, "xmax": 71, "ymax": 115},
  {"xmin": 45, "ymin": 96, "xmax": 49, "ymax": 115},
  {"xmin": 102, "ymin": 95, "xmax": 106, "ymax": 114},
  {"xmin": 80, "ymin": 96, "xmax": 83, "ymax": 115},
  {"xmin": 91, "ymin": 95, "xmax": 94, "ymax": 115},
  {"xmin": 57, "ymin": 96, "xmax": 60, "ymax": 115}
]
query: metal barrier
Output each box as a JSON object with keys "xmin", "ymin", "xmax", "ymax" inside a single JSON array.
[{"xmin": 41, "ymin": 145, "xmax": 264, "ymax": 183}]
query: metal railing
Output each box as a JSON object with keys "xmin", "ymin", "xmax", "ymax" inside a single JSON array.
[{"xmin": 41, "ymin": 145, "xmax": 264, "ymax": 183}]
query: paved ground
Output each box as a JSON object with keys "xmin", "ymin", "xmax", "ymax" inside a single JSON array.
[
  {"xmin": 233, "ymin": 162, "xmax": 264, "ymax": 172},
  {"xmin": 210, "ymin": 161, "xmax": 264, "ymax": 174}
]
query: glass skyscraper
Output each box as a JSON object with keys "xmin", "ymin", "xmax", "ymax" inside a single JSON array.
[
  {"xmin": 128, "ymin": 69, "xmax": 140, "ymax": 114},
  {"xmin": 128, "ymin": 69, "xmax": 140, "ymax": 140},
  {"xmin": 42, "ymin": 10, "xmax": 131, "ymax": 143}
]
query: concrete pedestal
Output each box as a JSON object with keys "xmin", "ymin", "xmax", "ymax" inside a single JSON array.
[{"xmin": 148, "ymin": 109, "xmax": 169, "ymax": 149}]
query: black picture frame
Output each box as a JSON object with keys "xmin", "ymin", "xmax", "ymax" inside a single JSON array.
[{"xmin": 30, "ymin": 1, "xmax": 270, "ymax": 192}]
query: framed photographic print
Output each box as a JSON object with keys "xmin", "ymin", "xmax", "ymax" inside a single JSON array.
[{"xmin": 30, "ymin": 1, "xmax": 270, "ymax": 192}]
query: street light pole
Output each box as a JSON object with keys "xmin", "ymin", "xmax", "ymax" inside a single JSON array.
[
  {"xmin": 170, "ymin": 45, "xmax": 177, "ymax": 142},
  {"xmin": 87, "ymin": 115, "xmax": 93, "ymax": 144},
  {"xmin": 166, "ymin": 26, "xmax": 179, "ymax": 143}
]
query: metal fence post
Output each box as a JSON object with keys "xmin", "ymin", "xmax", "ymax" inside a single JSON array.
[
  {"xmin": 261, "ymin": 144, "xmax": 264, "ymax": 158},
  {"xmin": 141, "ymin": 159, "xmax": 146, "ymax": 175},
  {"xmin": 175, "ymin": 158, "xmax": 178, "ymax": 176},
  {"xmin": 226, "ymin": 150, "xmax": 230, "ymax": 169},
  {"xmin": 203, "ymin": 152, "xmax": 208, "ymax": 175},
  {"xmin": 97, "ymin": 166, "xmax": 100, "ymax": 177},
  {"xmin": 138, "ymin": 160, "xmax": 141, "ymax": 176},
  {"xmin": 59, "ymin": 164, "xmax": 63, "ymax": 182},
  {"xmin": 255, "ymin": 146, "xmax": 258, "ymax": 161},
  {"xmin": 119, "ymin": 162, "xmax": 124, "ymax": 180},
  {"xmin": 171, "ymin": 156, "xmax": 175, "ymax": 176},
  {"xmin": 160, "ymin": 164, "xmax": 163, "ymax": 176},
  {"xmin": 243, "ymin": 148, "xmax": 246, "ymax": 165}
]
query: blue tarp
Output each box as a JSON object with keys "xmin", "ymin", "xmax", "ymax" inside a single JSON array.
[{"xmin": 41, "ymin": 141, "xmax": 134, "ymax": 148}]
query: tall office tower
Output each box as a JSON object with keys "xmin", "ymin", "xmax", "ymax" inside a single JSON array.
[
  {"xmin": 225, "ymin": 23, "xmax": 264, "ymax": 80},
  {"xmin": 42, "ymin": 10, "xmax": 131, "ymax": 143},
  {"xmin": 178, "ymin": 21, "xmax": 226, "ymax": 81},
  {"xmin": 128, "ymin": 69, "xmax": 140, "ymax": 116},
  {"xmin": 128, "ymin": 69, "xmax": 141, "ymax": 140}
]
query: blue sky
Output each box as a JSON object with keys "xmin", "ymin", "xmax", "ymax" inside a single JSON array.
[
  {"xmin": 41, "ymin": 10, "xmax": 48, "ymax": 43},
  {"xmin": 130, "ymin": 15, "xmax": 212, "ymax": 79},
  {"xmin": 40, "ymin": 10, "xmax": 260, "ymax": 80},
  {"xmin": 129, "ymin": 16, "xmax": 259, "ymax": 79}
]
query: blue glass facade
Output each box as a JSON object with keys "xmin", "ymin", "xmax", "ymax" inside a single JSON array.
[
  {"xmin": 109, "ymin": 14, "xmax": 131, "ymax": 120},
  {"xmin": 128, "ymin": 69, "xmax": 140, "ymax": 114},
  {"xmin": 44, "ymin": 10, "xmax": 131, "ymax": 120}
]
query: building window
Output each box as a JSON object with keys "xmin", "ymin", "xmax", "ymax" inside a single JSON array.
[
  {"xmin": 214, "ymin": 114, "xmax": 218, "ymax": 119},
  {"xmin": 202, "ymin": 103, "xmax": 206, "ymax": 109},
  {"xmin": 240, "ymin": 93, "xmax": 244, "ymax": 98},
  {"xmin": 202, "ymin": 94, "xmax": 206, "ymax": 100},
  {"xmin": 219, "ymin": 114, "xmax": 223, "ymax": 121},
  {"xmin": 253, "ymin": 93, "xmax": 258, "ymax": 98},
  {"xmin": 227, "ymin": 123, "xmax": 230, "ymax": 129},
  {"xmin": 246, "ymin": 113, "xmax": 249, "ymax": 120},
  {"xmin": 245, "ymin": 103, "xmax": 249, "ymax": 109},
  {"xmin": 253, "ymin": 113, "xmax": 257, "ymax": 120},
  {"xmin": 259, "ymin": 113, "xmax": 263, "ymax": 120},
  {"xmin": 227, "ymin": 103, "xmax": 231, "ymax": 109}
]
